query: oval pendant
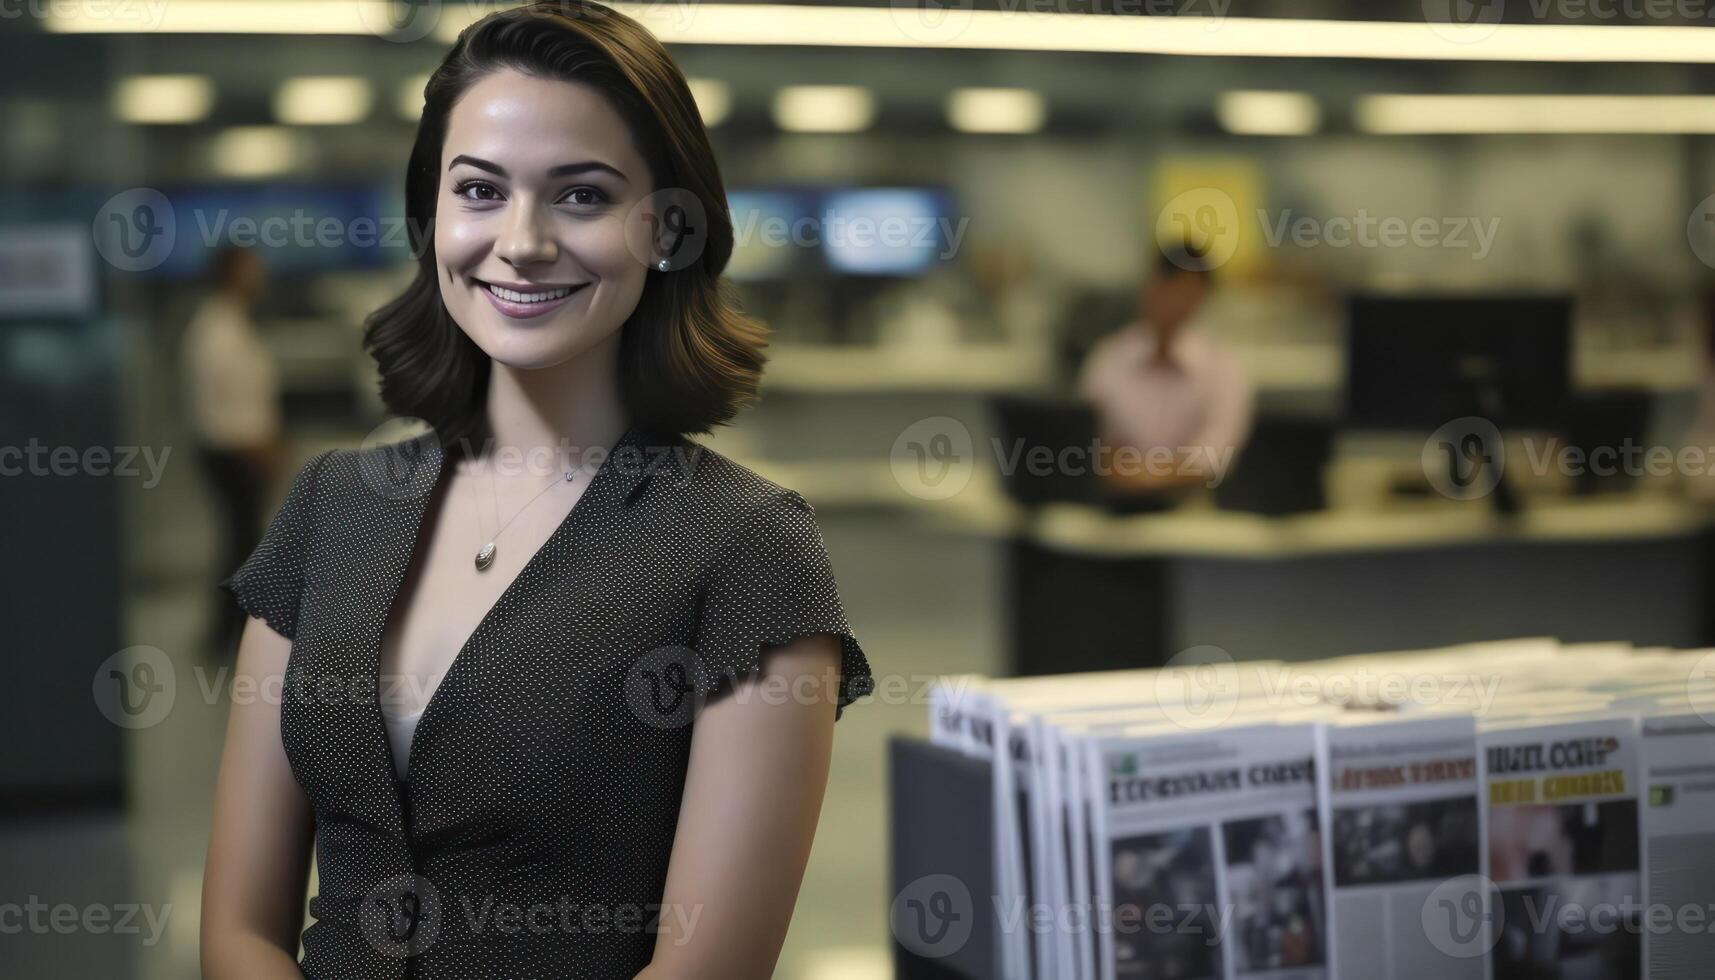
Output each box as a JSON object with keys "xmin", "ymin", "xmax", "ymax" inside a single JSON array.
[{"xmin": 474, "ymin": 541, "xmax": 497, "ymax": 571}]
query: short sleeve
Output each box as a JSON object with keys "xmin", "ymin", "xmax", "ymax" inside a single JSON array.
[
  {"xmin": 219, "ymin": 450, "xmax": 330, "ymax": 640},
  {"xmin": 692, "ymin": 489, "xmax": 874, "ymax": 719}
]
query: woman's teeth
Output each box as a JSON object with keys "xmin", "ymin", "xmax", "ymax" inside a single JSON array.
[{"xmin": 484, "ymin": 283, "xmax": 576, "ymax": 303}]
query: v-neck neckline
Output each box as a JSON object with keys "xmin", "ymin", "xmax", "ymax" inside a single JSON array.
[{"xmin": 374, "ymin": 422, "xmax": 641, "ymax": 798}]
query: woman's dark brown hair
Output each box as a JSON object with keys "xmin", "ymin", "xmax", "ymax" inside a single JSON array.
[{"xmin": 364, "ymin": 0, "xmax": 765, "ymax": 451}]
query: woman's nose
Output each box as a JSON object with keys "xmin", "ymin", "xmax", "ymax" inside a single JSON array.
[{"xmin": 496, "ymin": 203, "xmax": 558, "ymax": 266}]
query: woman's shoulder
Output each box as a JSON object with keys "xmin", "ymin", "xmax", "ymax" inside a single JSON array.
[
  {"xmin": 644, "ymin": 434, "xmax": 819, "ymax": 526},
  {"xmin": 310, "ymin": 431, "xmax": 444, "ymax": 509}
]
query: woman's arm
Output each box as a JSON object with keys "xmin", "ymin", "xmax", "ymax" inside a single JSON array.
[
  {"xmin": 201, "ymin": 615, "xmax": 316, "ymax": 979},
  {"xmin": 638, "ymin": 632, "xmax": 843, "ymax": 980}
]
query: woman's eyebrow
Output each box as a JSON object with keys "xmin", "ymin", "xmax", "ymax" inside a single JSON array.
[
  {"xmin": 446, "ymin": 155, "xmax": 628, "ymax": 184},
  {"xmin": 547, "ymin": 160, "xmax": 628, "ymax": 183},
  {"xmin": 448, "ymin": 154, "xmax": 505, "ymax": 176}
]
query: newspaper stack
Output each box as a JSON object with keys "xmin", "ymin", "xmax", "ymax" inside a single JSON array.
[{"xmin": 926, "ymin": 638, "xmax": 1715, "ymax": 980}]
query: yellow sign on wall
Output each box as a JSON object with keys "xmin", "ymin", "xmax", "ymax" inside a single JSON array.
[{"xmin": 1151, "ymin": 157, "xmax": 1265, "ymax": 280}]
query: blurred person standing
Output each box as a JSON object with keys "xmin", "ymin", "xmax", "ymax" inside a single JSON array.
[
  {"xmin": 181, "ymin": 245, "xmax": 286, "ymax": 656},
  {"xmin": 1076, "ymin": 241, "xmax": 1254, "ymax": 503},
  {"xmin": 1685, "ymin": 286, "xmax": 1715, "ymax": 503}
]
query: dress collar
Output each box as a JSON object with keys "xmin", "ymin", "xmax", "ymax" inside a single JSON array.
[{"xmin": 367, "ymin": 422, "xmax": 665, "ymax": 510}]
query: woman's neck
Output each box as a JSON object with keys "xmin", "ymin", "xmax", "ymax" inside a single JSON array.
[{"xmin": 477, "ymin": 339, "xmax": 630, "ymax": 477}]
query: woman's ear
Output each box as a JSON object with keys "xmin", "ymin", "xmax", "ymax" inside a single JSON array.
[{"xmin": 632, "ymin": 187, "xmax": 708, "ymax": 274}]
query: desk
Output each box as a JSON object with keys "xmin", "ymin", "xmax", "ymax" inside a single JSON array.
[
  {"xmin": 999, "ymin": 493, "xmax": 1714, "ymax": 674},
  {"xmin": 721, "ymin": 452, "xmax": 1715, "ymax": 674}
]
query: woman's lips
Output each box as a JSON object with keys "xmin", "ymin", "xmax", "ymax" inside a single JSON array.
[{"xmin": 476, "ymin": 279, "xmax": 588, "ymax": 320}]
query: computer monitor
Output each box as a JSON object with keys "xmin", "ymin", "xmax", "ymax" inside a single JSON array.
[
  {"xmin": 725, "ymin": 187, "xmax": 819, "ymax": 282},
  {"xmin": 819, "ymin": 186, "xmax": 955, "ymax": 277},
  {"xmin": 1343, "ymin": 293, "xmax": 1572, "ymax": 432},
  {"xmin": 990, "ymin": 396, "xmax": 1105, "ymax": 508},
  {"xmin": 145, "ymin": 183, "xmax": 397, "ymax": 279}
]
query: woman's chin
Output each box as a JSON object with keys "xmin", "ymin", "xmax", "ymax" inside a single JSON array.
[{"xmin": 467, "ymin": 319, "xmax": 611, "ymax": 372}]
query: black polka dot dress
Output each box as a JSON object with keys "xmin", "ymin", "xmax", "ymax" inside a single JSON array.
[{"xmin": 222, "ymin": 424, "xmax": 874, "ymax": 979}]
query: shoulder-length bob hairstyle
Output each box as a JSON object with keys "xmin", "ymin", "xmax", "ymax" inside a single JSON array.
[{"xmin": 365, "ymin": 0, "xmax": 765, "ymax": 451}]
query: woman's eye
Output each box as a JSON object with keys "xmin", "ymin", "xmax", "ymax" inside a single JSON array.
[
  {"xmin": 453, "ymin": 180, "xmax": 502, "ymax": 203},
  {"xmin": 560, "ymin": 187, "xmax": 609, "ymax": 207}
]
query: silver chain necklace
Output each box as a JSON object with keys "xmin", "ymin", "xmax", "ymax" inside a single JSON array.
[{"xmin": 471, "ymin": 461, "xmax": 578, "ymax": 571}]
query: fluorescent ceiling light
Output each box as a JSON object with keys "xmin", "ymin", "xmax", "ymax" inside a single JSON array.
[
  {"xmin": 398, "ymin": 73, "xmax": 430, "ymax": 121},
  {"xmin": 1356, "ymin": 94, "xmax": 1715, "ymax": 133},
  {"xmin": 1217, "ymin": 90, "xmax": 1320, "ymax": 135},
  {"xmin": 947, "ymin": 87, "xmax": 1046, "ymax": 134},
  {"xmin": 275, "ymin": 76, "xmax": 373, "ymax": 125},
  {"xmin": 687, "ymin": 77, "xmax": 733, "ymax": 127},
  {"xmin": 115, "ymin": 74, "xmax": 214, "ymax": 124},
  {"xmin": 50, "ymin": 0, "xmax": 382, "ymax": 34},
  {"xmin": 587, "ymin": 5, "xmax": 1715, "ymax": 64},
  {"xmin": 42, "ymin": 1, "xmax": 1715, "ymax": 65},
  {"xmin": 210, "ymin": 126, "xmax": 306, "ymax": 178},
  {"xmin": 772, "ymin": 85, "xmax": 874, "ymax": 133}
]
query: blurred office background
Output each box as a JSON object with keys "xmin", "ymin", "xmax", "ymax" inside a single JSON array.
[{"xmin": 7, "ymin": 0, "xmax": 1715, "ymax": 976}]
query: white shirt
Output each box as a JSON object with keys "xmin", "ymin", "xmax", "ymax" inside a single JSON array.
[
  {"xmin": 1076, "ymin": 319, "xmax": 1254, "ymax": 472},
  {"xmin": 381, "ymin": 702, "xmax": 423, "ymax": 782},
  {"xmin": 182, "ymin": 293, "xmax": 282, "ymax": 449}
]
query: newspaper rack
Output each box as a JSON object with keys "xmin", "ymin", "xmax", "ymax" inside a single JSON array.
[{"xmin": 889, "ymin": 735, "xmax": 999, "ymax": 980}]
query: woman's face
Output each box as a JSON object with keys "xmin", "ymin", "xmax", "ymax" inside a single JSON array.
[{"xmin": 434, "ymin": 68, "xmax": 654, "ymax": 370}]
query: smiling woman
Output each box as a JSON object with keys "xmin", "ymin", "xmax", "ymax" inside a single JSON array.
[
  {"xmin": 364, "ymin": 0, "xmax": 765, "ymax": 450},
  {"xmin": 435, "ymin": 73, "xmax": 649, "ymax": 357},
  {"xmin": 199, "ymin": 4, "xmax": 874, "ymax": 980}
]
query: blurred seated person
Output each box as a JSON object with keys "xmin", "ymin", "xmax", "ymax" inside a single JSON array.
[{"xmin": 1076, "ymin": 241, "xmax": 1254, "ymax": 505}]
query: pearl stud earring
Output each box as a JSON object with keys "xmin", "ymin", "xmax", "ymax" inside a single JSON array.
[{"xmin": 655, "ymin": 258, "xmax": 671, "ymax": 271}]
